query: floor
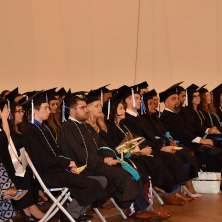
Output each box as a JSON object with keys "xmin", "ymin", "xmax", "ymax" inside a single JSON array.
[{"xmin": 8, "ymin": 193, "xmax": 222, "ymax": 222}]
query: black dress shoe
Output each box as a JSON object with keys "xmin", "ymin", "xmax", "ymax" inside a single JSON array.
[
  {"xmin": 78, "ymin": 214, "xmax": 94, "ymax": 220},
  {"xmin": 61, "ymin": 213, "xmax": 93, "ymax": 222}
]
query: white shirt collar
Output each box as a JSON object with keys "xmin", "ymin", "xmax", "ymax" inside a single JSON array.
[
  {"xmin": 126, "ymin": 108, "xmax": 138, "ymax": 117},
  {"xmin": 164, "ymin": 108, "xmax": 175, "ymax": 113},
  {"xmin": 68, "ymin": 116, "xmax": 83, "ymax": 124}
]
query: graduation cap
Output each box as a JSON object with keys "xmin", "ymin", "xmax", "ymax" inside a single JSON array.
[
  {"xmin": 197, "ymin": 84, "xmax": 208, "ymax": 95},
  {"xmin": 90, "ymin": 84, "xmax": 111, "ymax": 107},
  {"xmin": 159, "ymin": 82, "xmax": 183, "ymax": 103},
  {"xmin": 86, "ymin": 90, "xmax": 100, "ymax": 105},
  {"xmin": 20, "ymin": 91, "xmax": 45, "ymax": 123},
  {"xmin": 142, "ymin": 90, "xmax": 157, "ymax": 102},
  {"xmin": 44, "ymin": 87, "xmax": 57, "ymax": 102},
  {"xmin": 103, "ymin": 91, "xmax": 124, "ymax": 120},
  {"xmin": 122, "ymin": 85, "xmax": 140, "ymax": 108},
  {"xmin": 17, "ymin": 96, "xmax": 27, "ymax": 105},
  {"xmin": 185, "ymin": 84, "xmax": 199, "ymax": 107},
  {"xmin": 22, "ymin": 91, "xmax": 37, "ymax": 99},
  {"xmin": 56, "ymin": 87, "xmax": 67, "ymax": 98},
  {"xmin": 186, "ymin": 84, "xmax": 199, "ymax": 94},
  {"xmin": 135, "ymin": 81, "xmax": 149, "ymax": 90},
  {"xmin": 211, "ymin": 83, "xmax": 222, "ymax": 97},
  {"xmin": 4, "ymin": 88, "xmax": 20, "ymax": 112},
  {"xmin": 112, "ymin": 85, "xmax": 128, "ymax": 96}
]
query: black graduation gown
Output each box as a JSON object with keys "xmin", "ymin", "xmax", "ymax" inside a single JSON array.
[
  {"xmin": 22, "ymin": 122, "xmax": 109, "ymax": 208},
  {"xmin": 57, "ymin": 119, "xmax": 140, "ymax": 209},
  {"xmin": 139, "ymin": 114, "xmax": 199, "ymax": 180},
  {"xmin": 0, "ymin": 127, "xmax": 39, "ymax": 210},
  {"xmin": 160, "ymin": 110, "xmax": 222, "ymax": 172},
  {"xmin": 106, "ymin": 122, "xmax": 152, "ymax": 184},
  {"xmin": 120, "ymin": 112, "xmax": 184, "ymax": 192},
  {"xmin": 216, "ymin": 106, "xmax": 222, "ymax": 122},
  {"xmin": 200, "ymin": 109, "xmax": 222, "ymax": 132},
  {"xmin": 180, "ymin": 107, "xmax": 207, "ymax": 137}
]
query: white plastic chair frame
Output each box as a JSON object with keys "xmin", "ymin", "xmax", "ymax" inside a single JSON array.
[
  {"xmin": 25, "ymin": 150, "xmax": 127, "ymax": 222},
  {"xmin": 24, "ymin": 150, "xmax": 76, "ymax": 222}
]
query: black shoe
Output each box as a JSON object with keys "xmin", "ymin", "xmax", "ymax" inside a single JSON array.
[
  {"xmin": 78, "ymin": 214, "xmax": 93, "ymax": 220},
  {"xmin": 61, "ymin": 214, "xmax": 93, "ymax": 222}
]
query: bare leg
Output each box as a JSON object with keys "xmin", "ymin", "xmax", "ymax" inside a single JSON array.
[{"xmin": 28, "ymin": 205, "xmax": 45, "ymax": 219}]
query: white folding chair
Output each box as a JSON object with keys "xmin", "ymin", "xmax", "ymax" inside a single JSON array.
[
  {"xmin": 25, "ymin": 149, "xmax": 127, "ymax": 222},
  {"xmin": 24, "ymin": 150, "xmax": 75, "ymax": 222}
]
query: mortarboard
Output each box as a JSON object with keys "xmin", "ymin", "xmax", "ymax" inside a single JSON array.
[
  {"xmin": 197, "ymin": 84, "xmax": 208, "ymax": 95},
  {"xmin": 211, "ymin": 84, "xmax": 222, "ymax": 97},
  {"xmin": 135, "ymin": 81, "xmax": 149, "ymax": 90},
  {"xmin": 56, "ymin": 87, "xmax": 67, "ymax": 98},
  {"xmin": 159, "ymin": 82, "xmax": 183, "ymax": 103}
]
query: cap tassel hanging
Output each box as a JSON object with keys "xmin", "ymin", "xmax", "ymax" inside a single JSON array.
[
  {"xmin": 46, "ymin": 93, "xmax": 48, "ymax": 102},
  {"xmin": 7, "ymin": 100, "xmax": 12, "ymax": 120},
  {"xmin": 158, "ymin": 103, "xmax": 161, "ymax": 118},
  {"xmin": 107, "ymin": 99, "xmax": 110, "ymax": 120},
  {"xmin": 31, "ymin": 99, "xmax": 34, "ymax": 124},
  {"xmin": 62, "ymin": 100, "xmax": 66, "ymax": 123},
  {"xmin": 186, "ymin": 89, "xmax": 188, "ymax": 106},
  {"xmin": 132, "ymin": 88, "xmax": 136, "ymax": 108},
  {"xmin": 101, "ymin": 90, "xmax": 103, "ymax": 107},
  {"xmin": 158, "ymin": 94, "xmax": 161, "ymax": 118},
  {"xmin": 141, "ymin": 95, "xmax": 144, "ymax": 115}
]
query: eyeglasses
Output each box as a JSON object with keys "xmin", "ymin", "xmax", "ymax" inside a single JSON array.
[
  {"xmin": 193, "ymin": 95, "xmax": 200, "ymax": 99},
  {"xmin": 15, "ymin": 110, "xmax": 25, "ymax": 114},
  {"xmin": 73, "ymin": 106, "xmax": 88, "ymax": 110}
]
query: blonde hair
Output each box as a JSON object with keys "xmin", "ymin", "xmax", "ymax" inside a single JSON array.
[{"xmin": 86, "ymin": 102, "xmax": 107, "ymax": 133}]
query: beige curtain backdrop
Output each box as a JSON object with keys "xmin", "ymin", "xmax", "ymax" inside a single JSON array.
[{"xmin": 0, "ymin": 0, "xmax": 222, "ymax": 93}]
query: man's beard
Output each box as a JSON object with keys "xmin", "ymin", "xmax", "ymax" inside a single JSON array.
[
  {"xmin": 174, "ymin": 105, "xmax": 181, "ymax": 113},
  {"xmin": 76, "ymin": 113, "xmax": 88, "ymax": 122}
]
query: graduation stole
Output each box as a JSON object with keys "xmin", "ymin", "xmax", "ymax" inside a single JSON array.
[
  {"xmin": 115, "ymin": 124, "xmax": 132, "ymax": 138},
  {"xmin": 98, "ymin": 147, "xmax": 140, "ymax": 181}
]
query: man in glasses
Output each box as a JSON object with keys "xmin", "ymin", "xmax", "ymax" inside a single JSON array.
[{"xmin": 58, "ymin": 94, "xmax": 164, "ymax": 221}]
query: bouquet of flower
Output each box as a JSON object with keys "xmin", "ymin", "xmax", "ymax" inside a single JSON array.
[{"xmin": 116, "ymin": 136, "xmax": 145, "ymax": 154}]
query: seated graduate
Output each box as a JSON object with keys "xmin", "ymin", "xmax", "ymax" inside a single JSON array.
[
  {"xmin": 104, "ymin": 88, "xmax": 166, "ymax": 193},
  {"xmin": 0, "ymin": 162, "xmax": 17, "ymax": 221},
  {"xmin": 181, "ymin": 84, "xmax": 221, "ymax": 142},
  {"xmin": 141, "ymin": 89, "xmax": 160, "ymax": 116},
  {"xmin": 85, "ymin": 90, "xmax": 170, "ymax": 220},
  {"xmin": 43, "ymin": 88, "xmax": 62, "ymax": 140},
  {"xmin": 57, "ymin": 93, "xmax": 166, "ymax": 221},
  {"xmin": 140, "ymin": 91, "xmax": 200, "ymax": 198},
  {"xmin": 21, "ymin": 91, "xmax": 109, "ymax": 222},
  {"xmin": 176, "ymin": 85, "xmax": 186, "ymax": 108},
  {"xmin": 212, "ymin": 83, "xmax": 222, "ymax": 121},
  {"xmin": 0, "ymin": 93, "xmax": 45, "ymax": 222},
  {"xmin": 160, "ymin": 83, "xmax": 222, "ymax": 173},
  {"xmin": 120, "ymin": 86, "xmax": 196, "ymax": 205},
  {"xmin": 198, "ymin": 85, "xmax": 222, "ymax": 132}
]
